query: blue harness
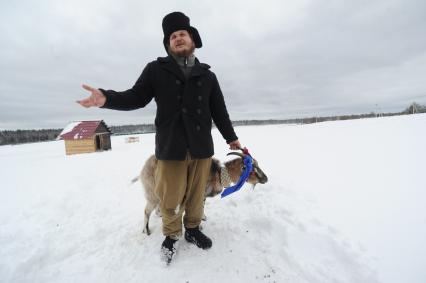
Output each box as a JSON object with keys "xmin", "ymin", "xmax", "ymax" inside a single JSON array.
[{"xmin": 221, "ymin": 155, "xmax": 253, "ymax": 198}]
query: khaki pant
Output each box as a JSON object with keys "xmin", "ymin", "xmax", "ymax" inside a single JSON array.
[{"xmin": 154, "ymin": 152, "xmax": 212, "ymax": 237}]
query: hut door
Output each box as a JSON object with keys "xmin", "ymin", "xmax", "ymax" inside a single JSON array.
[{"xmin": 95, "ymin": 135, "xmax": 102, "ymax": 150}]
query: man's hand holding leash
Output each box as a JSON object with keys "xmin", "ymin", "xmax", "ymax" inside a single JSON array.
[{"xmin": 228, "ymin": 140, "xmax": 241, "ymax": 150}]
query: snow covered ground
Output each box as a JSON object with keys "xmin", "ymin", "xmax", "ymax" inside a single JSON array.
[{"xmin": 1, "ymin": 114, "xmax": 425, "ymax": 283}]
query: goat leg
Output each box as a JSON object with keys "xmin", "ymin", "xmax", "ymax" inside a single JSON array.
[
  {"xmin": 142, "ymin": 202, "xmax": 157, "ymax": 235},
  {"xmin": 201, "ymin": 198, "xmax": 207, "ymax": 221}
]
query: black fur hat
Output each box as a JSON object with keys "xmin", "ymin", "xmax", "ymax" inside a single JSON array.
[{"xmin": 162, "ymin": 12, "xmax": 202, "ymax": 51}]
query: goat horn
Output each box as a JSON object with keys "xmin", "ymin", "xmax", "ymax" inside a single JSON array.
[{"xmin": 227, "ymin": 152, "xmax": 245, "ymax": 158}]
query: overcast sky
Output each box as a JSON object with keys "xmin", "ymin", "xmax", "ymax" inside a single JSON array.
[{"xmin": 1, "ymin": 0, "xmax": 426, "ymax": 130}]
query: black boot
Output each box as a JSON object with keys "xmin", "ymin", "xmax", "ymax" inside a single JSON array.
[
  {"xmin": 185, "ymin": 227, "xmax": 212, "ymax": 249},
  {"xmin": 161, "ymin": 236, "xmax": 178, "ymax": 264}
]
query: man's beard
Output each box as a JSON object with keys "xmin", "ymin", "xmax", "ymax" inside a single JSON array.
[{"xmin": 168, "ymin": 43, "xmax": 195, "ymax": 57}]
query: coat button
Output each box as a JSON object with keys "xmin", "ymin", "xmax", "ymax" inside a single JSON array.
[
  {"xmin": 198, "ymin": 95, "xmax": 202, "ymax": 101},
  {"xmin": 177, "ymin": 95, "xmax": 182, "ymax": 100},
  {"xmin": 176, "ymin": 79, "xmax": 181, "ymax": 85},
  {"xmin": 182, "ymin": 108, "xmax": 187, "ymax": 113},
  {"xmin": 196, "ymin": 125, "xmax": 201, "ymax": 131},
  {"xmin": 197, "ymin": 81, "xmax": 202, "ymax": 87},
  {"xmin": 196, "ymin": 109, "xmax": 202, "ymax": 114}
]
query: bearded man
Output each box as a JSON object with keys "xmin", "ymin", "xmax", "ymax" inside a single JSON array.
[{"xmin": 77, "ymin": 12, "xmax": 241, "ymax": 264}]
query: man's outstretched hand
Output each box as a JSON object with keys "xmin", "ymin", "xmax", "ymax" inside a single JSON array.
[{"xmin": 77, "ymin": 84, "xmax": 106, "ymax": 108}]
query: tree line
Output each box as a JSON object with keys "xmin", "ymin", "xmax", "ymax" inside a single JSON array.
[
  {"xmin": 1, "ymin": 102, "xmax": 425, "ymax": 146},
  {"xmin": 0, "ymin": 129, "xmax": 62, "ymax": 146}
]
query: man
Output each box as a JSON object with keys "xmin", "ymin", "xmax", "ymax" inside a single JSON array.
[{"xmin": 77, "ymin": 12, "xmax": 241, "ymax": 264}]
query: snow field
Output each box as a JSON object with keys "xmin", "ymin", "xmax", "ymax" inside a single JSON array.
[{"xmin": 1, "ymin": 114, "xmax": 425, "ymax": 282}]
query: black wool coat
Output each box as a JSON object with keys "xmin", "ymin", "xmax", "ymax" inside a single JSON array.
[{"xmin": 100, "ymin": 56, "xmax": 238, "ymax": 160}]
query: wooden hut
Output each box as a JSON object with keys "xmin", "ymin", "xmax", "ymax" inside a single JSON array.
[{"xmin": 58, "ymin": 120, "xmax": 112, "ymax": 155}]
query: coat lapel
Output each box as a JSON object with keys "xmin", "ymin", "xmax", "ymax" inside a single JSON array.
[
  {"xmin": 190, "ymin": 62, "xmax": 210, "ymax": 78},
  {"xmin": 157, "ymin": 56, "xmax": 185, "ymax": 81}
]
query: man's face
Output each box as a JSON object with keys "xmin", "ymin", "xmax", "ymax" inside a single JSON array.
[{"xmin": 168, "ymin": 29, "xmax": 195, "ymax": 57}]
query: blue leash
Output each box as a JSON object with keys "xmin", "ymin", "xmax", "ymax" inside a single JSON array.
[{"xmin": 221, "ymin": 154, "xmax": 253, "ymax": 198}]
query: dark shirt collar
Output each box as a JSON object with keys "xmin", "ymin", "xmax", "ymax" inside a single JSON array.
[{"xmin": 170, "ymin": 53, "xmax": 196, "ymax": 67}]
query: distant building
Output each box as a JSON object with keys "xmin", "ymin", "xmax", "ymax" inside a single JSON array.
[
  {"xmin": 57, "ymin": 120, "xmax": 112, "ymax": 155},
  {"xmin": 125, "ymin": 136, "xmax": 140, "ymax": 143}
]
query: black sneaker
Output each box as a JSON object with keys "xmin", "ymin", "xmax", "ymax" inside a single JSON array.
[
  {"xmin": 184, "ymin": 227, "xmax": 212, "ymax": 249},
  {"xmin": 161, "ymin": 236, "xmax": 178, "ymax": 264}
]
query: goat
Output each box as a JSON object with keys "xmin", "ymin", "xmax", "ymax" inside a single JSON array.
[{"xmin": 131, "ymin": 151, "xmax": 268, "ymax": 235}]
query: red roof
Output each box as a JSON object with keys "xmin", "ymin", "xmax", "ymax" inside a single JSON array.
[{"xmin": 59, "ymin": 121, "xmax": 111, "ymax": 140}]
